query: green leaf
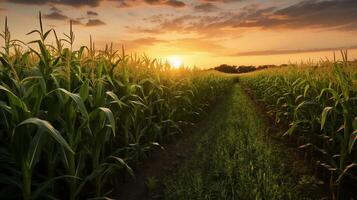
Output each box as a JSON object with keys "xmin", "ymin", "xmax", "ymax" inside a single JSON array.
[
  {"xmin": 98, "ymin": 107, "xmax": 115, "ymax": 136},
  {"xmin": 283, "ymin": 123, "xmax": 297, "ymax": 136},
  {"xmin": 26, "ymin": 30, "xmax": 41, "ymax": 36},
  {"xmin": 32, "ymin": 175, "xmax": 80, "ymax": 199},
  {"xmin": 106, "ymin": 91, "xmax": 127, "ymax": 108},
  {"xmin": 336, "ymin": 163, "xmax": 357, "ymax": 183},
  {"xmin": 0, "ymin": 57, "xmax": 11, "ymax": 69},
  {"xmin": 49, "ymin": 88, "xmax": 89, "ymax": 121},
  {"xmin": 28, "ymin": 130, "xmax": 45, "ymax": 169},
  {"xmin": 298, "ymin": 143, "xmax": 312, "ymax": 149},
  {"xmin": 321, "ymin": 107, "xmax": 333, "ymax": 130},
  {"xmin": 74, "ymin": 168, "xmax": 102, "ymax": 197},
  {"xmin": 17, "ymin": 118, "xmax": 74, "ymax": 155},
  {"xmin": 348, "ymin": 130, "xmax": 357, "ymax": 154},
  {"xmin": 0, "ymin": 100, "xmax": 11, "ymax": 112},
  {"xmin": 303, "ymin": 84, "xmax": 310, "ymax": 97},
  {"xmin": 110, "ymin": 156, "xmax": 134, "ymax": 178},
  {"xmin": 0, "ymin": 85, "xmax": 29, "ymax": 121},
  {"xmin": 319, "ymin": 88, "xmax": 339, "ymax": 101},
  {"xmin": 43, "ymin": 29, "xmax": 53, "ymax": 40},
  {"xmin": 79, "ymin": 80, "xmax": 90, "ymax": 101}
]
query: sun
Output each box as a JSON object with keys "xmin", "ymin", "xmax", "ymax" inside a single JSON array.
[{"xmin": 168, "ymin": 56, "xmax": 183, "ymax": 68}]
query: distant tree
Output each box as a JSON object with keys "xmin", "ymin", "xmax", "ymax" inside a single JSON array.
[
  {"xmin": 214, "ymin": 63, "xmax": 282, "ymax": 74},
  {"xmin": 237, "ymin": 65, "xmax": 256, "ymax": 73},
  {"xmin": 214, "ymin": 64, "xmax": 238, "ymax": 73}
]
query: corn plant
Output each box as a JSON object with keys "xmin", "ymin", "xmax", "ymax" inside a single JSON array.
[
  {"xmin": 243, "ymin": 56, "xmax": 357, "ymax": 200},
  {"xmin": 0, "ymin": 13, "xmax": 233, "ymax": 199}
]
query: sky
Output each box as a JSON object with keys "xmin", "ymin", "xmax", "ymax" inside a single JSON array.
[{"xmin": 0, "ymin": 0, "xmax": 357, "ymax": 68}]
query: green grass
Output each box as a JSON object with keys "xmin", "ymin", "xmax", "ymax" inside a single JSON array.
[{"xmin": 163, "ymin": 85, "xmax": 319, "ymax": 200}]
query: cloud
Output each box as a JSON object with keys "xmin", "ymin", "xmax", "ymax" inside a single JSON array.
[
  {"xmin": 194, "ymin": 3, "xmax": 219, "ymax": 12},
  {"xmin": 226, "ymin": 0, "xmax": 357, "ymax": 30},
  {"xmin": 202, "ymin": 0, "xmax": 245, "ymax": 2},
  {"xmin": 5, "ymin": 0, "xmax": 101, "ymax": 7},
  {"xmin": 117, "ymin": 0, "xmax": 186, "ymax": 8},
  {"xmin": 129, "ymin": 13, "xmax": 240, "ymax": 37},
  {"xmin": 128, "ymin": 14, "xmax": 201, "ymax": 34},
  {"xmin": 132, "ymin": 0, "xmax": 357, "ymax": 37},
  {"xmin": 86, "ymin": 19, "xmax": 106, "ymax": 26},
  {"xmin": 87, "ymin": 10, "xmax": 99, "ymax": 16},
  {"xmin": 142, "ymin": 0, "xmax": 185, "ymax": 7},
  {"xmin": 41, "ymin": 9, "xmax": 102, "ymax": 26},
  {"xmin": 143, "ymin": 13, "xmax": 174, "ymax": 23},
  {"xmin": 43, "ymin": 11, "xmax": 68, "ymax": 20},
  {"xmin": 5, "ymin": 0, "xmax": 186, "ymax": 8},
  {"xmin": 233, "ymin": 45, "xmax": 357, "ymax": 56},
  {"xmin": 165, "ymin": 0, "xmax": 185, "ymax": 7},
  {"xmin": 49, "ymin": 6, "xmax": 61, "ymax": 12},
  {"xmin": 70, "ymin": 19, "xmax": 83, "ymax": 25},
  {"xmin": 42, "ymin": 9, "xmax": 101, "ymax": 25}
]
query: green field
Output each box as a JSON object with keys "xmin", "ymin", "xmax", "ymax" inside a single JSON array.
[{"xmin": 1, "ymin": 15, "xmax": 357, "ymax": 200}]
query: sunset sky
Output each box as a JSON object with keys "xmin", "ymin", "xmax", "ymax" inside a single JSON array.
[{"xmin": 0, "ymin": 0, "xmax": 357, "ymax": 68}]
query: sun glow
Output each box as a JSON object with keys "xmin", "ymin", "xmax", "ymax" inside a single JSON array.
[{"xmin": 168, "ymin": 56, "xmax": 183, "ymax": 68}]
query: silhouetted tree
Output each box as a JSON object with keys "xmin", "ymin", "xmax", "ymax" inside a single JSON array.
[{"xmin": 214, "ymin": 64, "xmax": 238, "ymax": 73}]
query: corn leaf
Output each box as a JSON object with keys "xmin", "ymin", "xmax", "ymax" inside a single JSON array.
[{"xmin": 18, "ymin": 118, "xmax": 74, "ymax": 154}]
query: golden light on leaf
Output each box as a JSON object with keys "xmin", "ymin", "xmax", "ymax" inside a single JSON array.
[{"xmin": 168, "ymin": 56, "xmax": 183, "ymax": 68}]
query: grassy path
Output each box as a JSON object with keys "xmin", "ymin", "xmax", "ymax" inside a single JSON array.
[{"xmin": 161, "ymin": 84, "xmax": 320, "ymax": 200}]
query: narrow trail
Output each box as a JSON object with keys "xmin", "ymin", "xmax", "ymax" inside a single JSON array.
[{"xmin": 114, "ymin": 84, "xmax": 325, "ymax": 200}]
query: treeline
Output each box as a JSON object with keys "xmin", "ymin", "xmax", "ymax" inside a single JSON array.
[
  {"xmin": 213, "ymin": 64, "xmax": 288, "ymax": 74},
  {"xmin": 214, "ymin": 59, "xmax": 357, "ymax": 74}
]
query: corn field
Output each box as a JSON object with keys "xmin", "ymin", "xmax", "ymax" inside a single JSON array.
[
  {"xmin": 0, "ymin": 14, "xmax": 233, "ymax": 199},
  {"xmin": 243, "ymin": 54, "xmax": 357, "ymax": 200}
]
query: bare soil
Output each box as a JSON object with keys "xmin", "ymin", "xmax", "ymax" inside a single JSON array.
[{"xmin": 112, "ymin": 107, "xmax": 217, "ymax": 200}]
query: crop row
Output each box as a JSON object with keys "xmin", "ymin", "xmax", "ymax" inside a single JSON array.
[
  {"xmin": 0, "ymin": 15, "xmax": 233, "ymax": 199},
  {"xmin": 243, "ymin": 55, "xmax": 357, "ymax": 200}
]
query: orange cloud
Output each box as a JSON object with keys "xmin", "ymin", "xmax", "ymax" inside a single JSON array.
[
  {"xmin": 232, "ymin": 46, "xmax": 357, "ymax": 56},
  {"xmin": 86, "ymin": 19, "xmax": 106, "ymax": 26}
]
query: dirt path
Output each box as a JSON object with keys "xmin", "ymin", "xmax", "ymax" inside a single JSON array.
[
  {"xmin": 112, "ymin": 136, "xmax": 195, "ymax": 200},
  {"xmin": 112, "ymin": 95, "xmax": 224, "ymax": 200},
  {"xmin": 113, "ymin": 84, "xmax": 327, "ymax": 200}
]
